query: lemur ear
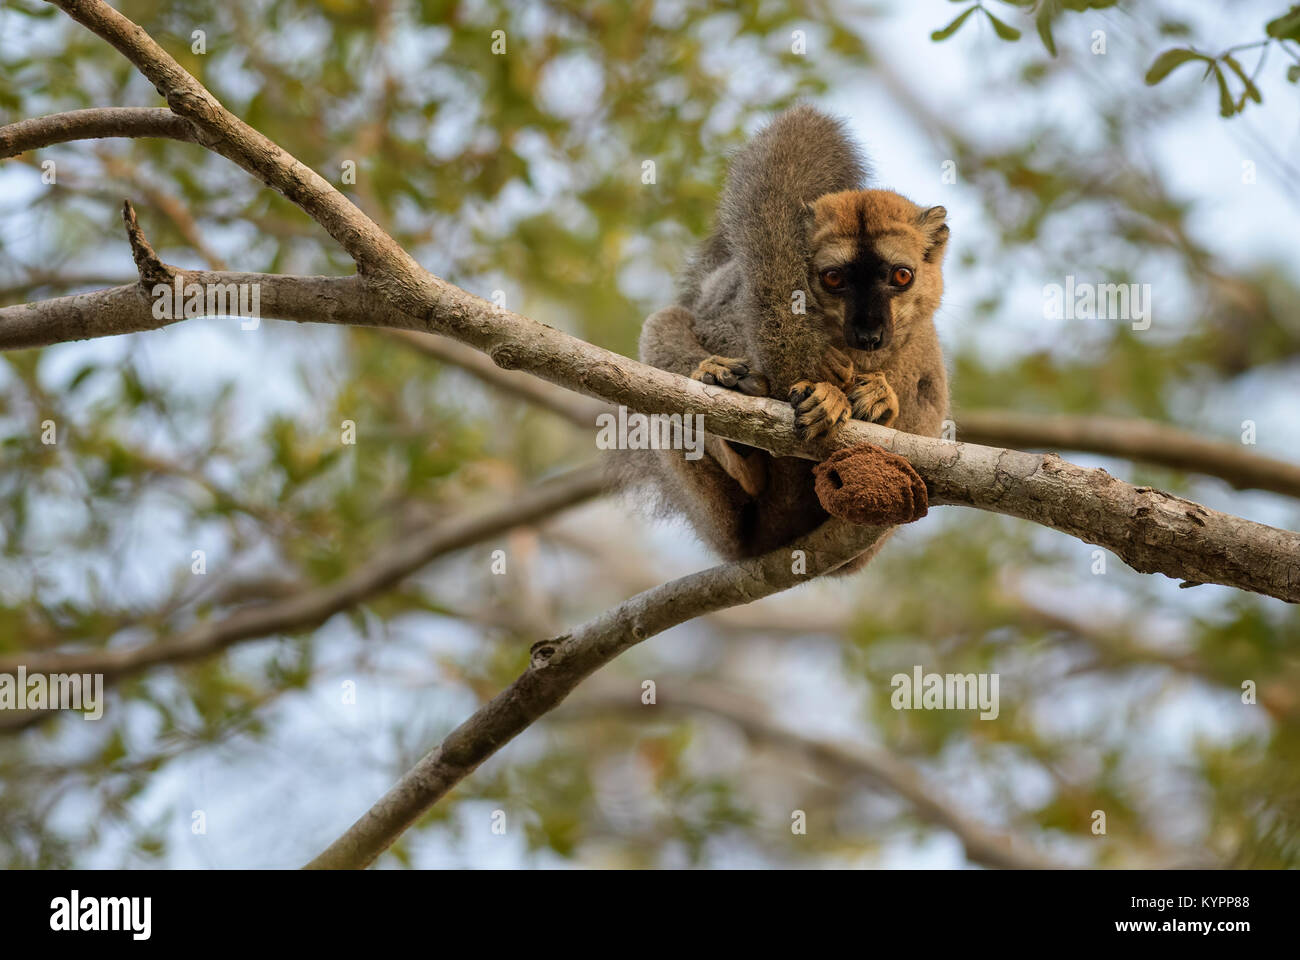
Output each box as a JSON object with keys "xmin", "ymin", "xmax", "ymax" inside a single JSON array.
[{"xmin": 918, "ymin": 205, "xmax": 949, "ymax": 262}]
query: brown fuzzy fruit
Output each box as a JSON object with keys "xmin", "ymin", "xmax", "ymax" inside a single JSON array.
[{"xmin": 813, "ymin": 443, "xmax": 929, "ymax": 526}]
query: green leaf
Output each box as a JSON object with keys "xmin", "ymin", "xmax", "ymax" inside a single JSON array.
[
  {"xmin": 1222, "ymin": 54, "xmax": 1262, "ymax": 104},
  {"xmin": 984, "ymin": 8, "xmax": 1023, "ymax": 41},
  {"xmin": 66, "ymin": 363, "xmax": 98, "ymax": 393},
  {"xmin": 1143, "ymin": 48, "xmax": 1207, "ymax": 85},
  {"xmin": 1287, "ymin": 64, "xmax": 1300, "ymax": 83},
  {"xmin": 931, "ymin": 6, "xmax": 977, "ymax": 42},
  {"xmin": 1036, "ymin": 8, "xmax": 1058, "ymax": 56},
  {"xmin": 1265, "ymin": 7, "xmax": 1300, "ymax": 41},
  {"xmin": 1213, "ymin": 64, "xmax": 1235, "ymax": 117}
]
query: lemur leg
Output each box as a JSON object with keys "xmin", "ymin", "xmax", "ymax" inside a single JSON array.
[
  {"xmin": 640, "ymin": 305, "xmax": 770, "ymax": 495},
  {"xmin": 846, "ymin": 371, "xmax": 899, "ymax": 427},
  {"xmin": 701, "ymin": 434, "xmax": 766, "ymax": 496}
]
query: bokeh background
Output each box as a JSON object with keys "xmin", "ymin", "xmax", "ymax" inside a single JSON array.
[{"xmin": 1, "ymin": 0, "xmax": 1298, "ymax": 868}]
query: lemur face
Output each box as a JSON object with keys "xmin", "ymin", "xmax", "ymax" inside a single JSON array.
[{"xmin": 807, "ymin": 189, "xmax": 948, "ymax": 354}]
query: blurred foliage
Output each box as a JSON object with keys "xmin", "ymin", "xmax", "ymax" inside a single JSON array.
[{"xmin": 0, "ymin": 0, "xmax": 1296, "ymax": 869}]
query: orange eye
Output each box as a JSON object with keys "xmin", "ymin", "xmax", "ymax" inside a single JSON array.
[
  {"xmin": 891, "ymin": 266, "xmax": 914, "ymax": 287},
  {"xmin": 820, "ymin": 268, "xmax": 846, "ymax": 290}
]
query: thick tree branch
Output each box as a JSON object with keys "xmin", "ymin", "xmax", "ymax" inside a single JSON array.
[
  {"xmin": 958, "ymin": 410, "xmax": 1300, "ymax": 501},
  {"xmin": 388, "ymin": 328, "xmax": 1300, "ymax": 505},
  {"xmin": 0, "ymin": 273, "xmax": 405, "ymax": 350},
  {"xmin": 6, "ymin": 262, "xmax": 1299, "ymax": 605},
  {"xmin": 0, "ymin": 465, "xmax": 606, "ymax": 731},
  {"xmin": 304, "ymin": 517, "xmax": 890, "ymax": 869},
  {"xmin": 0, "ymin": 107, "xmax": 195, "ymax": 158}
]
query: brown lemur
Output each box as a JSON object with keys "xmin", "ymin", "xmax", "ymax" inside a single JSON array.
[{"xmin": 630, "ymin": 105, "xmax": 950, "ymax": 571}]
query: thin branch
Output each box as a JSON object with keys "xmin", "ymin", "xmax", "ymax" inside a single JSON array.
[
  {"xmin": 571, "ymin": 685, "xmax": 1064, "ymax": 870},
  {"xmin": 380, "ymin": 328, "xmax": 611, "ymax": 427},
  {"xmin": 0, "ymin": 107, "xmax": 195, "ymax": 158},
  {"xmin": 304, "ymin": 516, "xmax": 892, "ymax": 869},
  {"xmin": 121, "ymin": 199, "xmax": 175, "ymax": 286},
  {"xmin": 958, "ymin": 410, "xmax": 1300, "ymax": 501},
  {"xmin": 0, "ymin": 465, "xmax": 607, "ymax": 731}
]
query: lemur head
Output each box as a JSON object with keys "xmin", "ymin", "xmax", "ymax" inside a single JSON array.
[{"xmin": 805, "ymin": 189, "xmax": 948, "ymax": 353}]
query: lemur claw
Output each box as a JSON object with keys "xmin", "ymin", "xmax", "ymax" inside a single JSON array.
[{"xmin": 846, "ymin": 372, "xmax": 899, "ymax": 427}]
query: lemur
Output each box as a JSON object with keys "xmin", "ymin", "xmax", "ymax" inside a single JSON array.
[{"xmin": 630, "ymin": 105, "xmax": 950, "ymax": 572}]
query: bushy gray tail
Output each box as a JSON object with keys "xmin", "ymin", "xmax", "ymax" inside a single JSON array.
[
  {"xmin": 678, "ymin": 106, "xmax": 867, "ymax": 312},
  {"xmin": 717, "ymin": 105, "xmax": 868, "ymax": 277},
  {"xmin": 712, "ymin": 106, "xmax": 869, "ymax": 391}
]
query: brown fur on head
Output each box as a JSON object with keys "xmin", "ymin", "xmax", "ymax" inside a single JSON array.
[{"xmin": 805, "ymin": 189, "xmax": 949, "ymax": 360}]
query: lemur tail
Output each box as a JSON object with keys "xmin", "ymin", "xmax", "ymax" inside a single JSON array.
[
  {"xmin": 718, "ymin": 105, "xmax": 868, "ymax": 283},
  {"xmin": 709, "ymin": 105, "xmax": 869, "ymax": 392}
]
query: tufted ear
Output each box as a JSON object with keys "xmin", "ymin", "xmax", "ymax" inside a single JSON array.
[{"xmin": 918, "ymin": 205, "xmax": 949, "ymax": 262}]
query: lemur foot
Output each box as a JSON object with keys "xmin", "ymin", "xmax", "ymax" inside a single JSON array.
[
  {"xmin": 691, "ymin": 356, "xmax": 770, "ymax": 495},
  {"xmin": 813, "ymin": 443, "xmax": 928, "ymax": 526},
  {"xmin": 846, "ymin": 372, "xmax": 899, "ymax": 427},
  {"xmin": 788, "ymin": 380, "xmax": 851, "ymax": 442},
  {"xmin": 691, "ymin": 356, "xmax": 770, "ymax": 396}
]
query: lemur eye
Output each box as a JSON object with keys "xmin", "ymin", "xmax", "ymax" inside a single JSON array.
[
  {"xmin": 891, "ymin": 266, "xmax": 914, "ymax": 287},
  {"xmin": 820, "ymin": 268, "xmax": 846, "ymax": 290}
]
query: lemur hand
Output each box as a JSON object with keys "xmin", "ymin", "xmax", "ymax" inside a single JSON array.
[
  {"xmin": 788, "ymin": 380, "xmax": 851, "ymax": 442},
  {"xmin": 846, "ymin": 371, "xmax": 899, "ymax": 427}
]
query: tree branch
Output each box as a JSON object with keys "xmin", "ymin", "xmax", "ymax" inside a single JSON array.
[
  {"xmin": 0, "ymin": 272, "xmax": 408, "ymax": 350},
  {"xmin": 0, "ymin": 107, "xmax": 195, "ymax": 158},
  {"xmin": 0, "ymin": 465, "xmax": 607, "ymax": 731},
  {"xmin": 570, "ymin": 685, "xmax": 1064, "ymax": 870},
  {"xmin": 958, "ymin": 410, "xmax": 1300, "ymax": 501},
  {"xmin": 304, "ymin": 517, "xmax": 891, "ymax": 869},
  {"xmin": 6, "ymin": 253, "xmax": 1299, "ymax": 604},
  {"xmin": 388, "ymin": 327, "xmax": 1300, "ymax": 504},
  {"xmin": 48, "ymin": 0, "xmax": 431, "ymax": 311}
]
